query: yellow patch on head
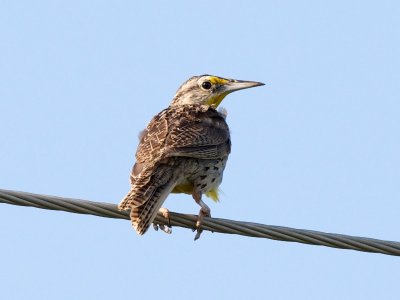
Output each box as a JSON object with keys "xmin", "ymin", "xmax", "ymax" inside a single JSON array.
[
  {"xmin": 206, "ymin": 92, "xmax": 229, "ymax": 108},
  {"xmin": 208, "ymin": 76, "xmax": 229, "ymax": 86},
  {"xmin": 205, "ymin": 76, "xmax": 231, "ymax": 108}
]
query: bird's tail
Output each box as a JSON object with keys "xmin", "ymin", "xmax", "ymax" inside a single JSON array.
[{"xmin": 118, "ymin": 163, "xmax": 179, "ymax": 235}]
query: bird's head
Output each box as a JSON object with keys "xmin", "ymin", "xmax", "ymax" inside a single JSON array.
[{"xmin": 170, "ymin": 75, "xmax": 264, "ymax": 108}]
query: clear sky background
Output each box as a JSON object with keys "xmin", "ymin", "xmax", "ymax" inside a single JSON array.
[{"xmin": 1, "ymin": 1, "xmax": 399, "ymax": 299}]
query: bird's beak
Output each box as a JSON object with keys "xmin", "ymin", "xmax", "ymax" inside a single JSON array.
[
  {"xmin": 222, "ymin": 79, "xmax": 265, "ymax": 94},
  {"xmin": 207, "ymin": 77, "xmax": 265, "ymax": 108}
]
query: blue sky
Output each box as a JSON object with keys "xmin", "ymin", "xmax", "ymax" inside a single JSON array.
[{"xmin": 1, "ymin": 1, "xmax": 399, "ymax": 299}]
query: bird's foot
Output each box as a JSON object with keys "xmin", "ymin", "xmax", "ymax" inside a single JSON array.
[
  {"xmin": 152, "ymin": 207, "xmax": 172, "ymax": 234},
  {"xmin": 194, "ymin": 207, "xmax": 211, "ymax": 241},
  {"xmin": 153, "ymin": 223, "xmax": 172, "ymax": 234},
  {"xmin": 159, "ymin": 207, "xmax": 171, "ymax": 226}
]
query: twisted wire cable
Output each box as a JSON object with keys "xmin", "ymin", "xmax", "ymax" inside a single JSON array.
[{"xmin": 1, "ymin": 188, "xmax": 399, "ymax": 256}]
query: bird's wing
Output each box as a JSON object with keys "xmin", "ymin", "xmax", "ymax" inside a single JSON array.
[
  {"xmin": 134, "ymin": 105, "xmax": 230, "ymax": 168},
  {"xmin": 120, "ymin": 108, "xmax": 172, "ymax": 212},
  {"xmin": 130, "ymin": 105, "xmax": 231, "ymax": 181},
  {"xmin": 135, "ymin": 108, "xmax": 170, "ymax": 165},
  {"xmin": 164, "ymin": 106, "xmax": 231, "ymax": 159}
]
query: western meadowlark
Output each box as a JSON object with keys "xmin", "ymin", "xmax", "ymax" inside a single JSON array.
[{"xmin": 119, "ymin": 75, "xmax": 264, "ymax": 239}]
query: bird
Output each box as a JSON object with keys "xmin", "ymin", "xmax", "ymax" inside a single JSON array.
[{"xmin": 118, "ymin": 75, "xmax": 264, "ymax": 239}]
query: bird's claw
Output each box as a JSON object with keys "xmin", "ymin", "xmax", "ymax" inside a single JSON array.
[
  {"xmin": 153, "ymin": 223, "xmax": 172, "ymax": 234},
  {"xmin": 152, "ymin": 207, "xmax": 172, "ymax": 234},
  {"xmin": 159, "ymin": 224, "xmax": 172, "ymax": 234},
  {"xmin": 194, "ymin": 208, "xmax": 210, "ymax": 240}
]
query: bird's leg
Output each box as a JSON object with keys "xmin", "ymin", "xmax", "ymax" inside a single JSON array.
[
  {"xmin": 152, "ymin": 207, "xmax": 172, "ymax": 234},
  {"xmin": 192, "ymin": 191, "xmax": 211, "ymax": 240}
]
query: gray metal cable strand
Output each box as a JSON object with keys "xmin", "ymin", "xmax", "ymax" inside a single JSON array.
[{"xmin": 1, "ymin": 188, "xmax": 399, "ymax": 256}]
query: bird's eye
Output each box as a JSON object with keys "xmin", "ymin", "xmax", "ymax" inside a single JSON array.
[{"xmin": 201, "ymin": 81, "xmax": 212, "ymax": 90}]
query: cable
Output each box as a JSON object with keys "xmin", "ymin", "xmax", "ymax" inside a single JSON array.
[{"xmin": 1, "ymin": 188, "xmax": 399, "ymax": 256}]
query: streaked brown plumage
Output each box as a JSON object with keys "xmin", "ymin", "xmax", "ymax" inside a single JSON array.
[{"xmin": 119, "ymin": 75, "xmax": 264, "ymax": 239}]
